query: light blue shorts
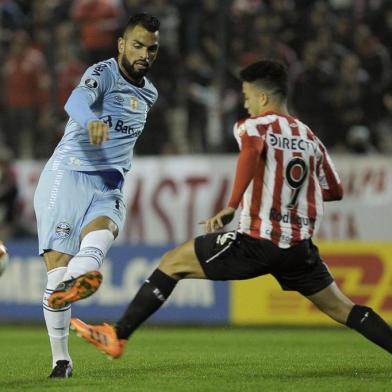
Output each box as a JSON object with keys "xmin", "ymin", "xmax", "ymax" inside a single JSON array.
[{"xmin": 34, "ymin": 169, "xmax": 126, "ymax": 256}]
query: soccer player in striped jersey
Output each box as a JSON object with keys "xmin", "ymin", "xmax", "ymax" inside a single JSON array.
[
  {"xmin": 71, "ymin": 60, "xmax": 392, "ymax": 359},
  {"xmin": 34, "ymin": 14, "xmax": 160, "ymax": 377}
]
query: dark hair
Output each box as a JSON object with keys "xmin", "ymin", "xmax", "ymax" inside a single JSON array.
[
  {"xmin": 123, "ymin": 13, "xmax": 160, "ymax": 35},
  {"xmin": 240, "ymin": 60, "xmax": 288, "ymax": 99}
]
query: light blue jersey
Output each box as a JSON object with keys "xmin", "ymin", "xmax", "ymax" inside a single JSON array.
[
  {"xmin": 47, "ymin": 57, "xmax": 158, "ymax": 175},
  {"xmin": 34, "ymin": 58, "xmax": 157, "ymax": 255}
]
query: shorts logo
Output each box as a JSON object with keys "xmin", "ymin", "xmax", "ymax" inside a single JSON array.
[
  {"xmin": 130, "ymin": 96, "xmax": 138, "ymax": 110},
  {"xmin": 55, "ymin": 222, "xmax": 72, "ymax": 239},
  {"xmin": 85, "ymin": 78, "xmax": 98, "ymax": 89},
  {"xmin": 216, "ymin": 231, "xmax": 237, "ymax": 246}
]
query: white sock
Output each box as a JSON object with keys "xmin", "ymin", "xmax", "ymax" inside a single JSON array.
[
  {"xmin": 43, "ymin": 267, "xmax": 72, "ymax": 368},
  {"xmin": 63, "ymin": 229, "xmax": 114, "ymax": 281}
]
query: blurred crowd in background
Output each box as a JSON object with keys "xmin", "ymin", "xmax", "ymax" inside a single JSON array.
[
  {"xmin": 1, "ymin": 0, "xmax": 392, "ymax": 238},
  {"xmin": 1, "ymin": 0, "xmax": 392, "ymax": 160}
]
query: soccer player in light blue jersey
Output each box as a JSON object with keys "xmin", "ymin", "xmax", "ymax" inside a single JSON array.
[{"xmin": 33, "ymin": 13, "xmax": 160, "ymax": 378}]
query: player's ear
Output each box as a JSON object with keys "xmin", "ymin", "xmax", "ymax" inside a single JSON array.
[
  {"xmin": 260, "ymin": 92, "xmax": 269, "ymax": 107},
  {"xmin": 118, "ymin": 37, "xmax": 125, "ymax": 54}
]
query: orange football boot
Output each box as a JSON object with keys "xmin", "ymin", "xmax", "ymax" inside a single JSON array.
[
  {"xmin": 70, "ymin": 318, "xmax": 126, "ymax": 359},
  {"xmin": 48, "ymin": 271, "xmax": 103, "ymax": 309}
]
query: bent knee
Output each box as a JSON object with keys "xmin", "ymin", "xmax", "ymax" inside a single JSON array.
[
  {"xmin": 44, "ymin": 250, "xmax": 72, "ymax": 271},
  {"xmin": 159, "ymin": 249, "xmax": 189, "ymax": 279},
  {"xmin": 158, "ymin": 240, "xmax": 204, "ymax": 279},
  {"xmin": 159, "ymin": 249, "xmax": 201, "ymax": 280}
]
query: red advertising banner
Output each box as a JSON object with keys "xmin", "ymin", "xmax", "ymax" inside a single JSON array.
[{"xmin": 13, "ymin": 156, "xmax": 392, "ymax": 244}]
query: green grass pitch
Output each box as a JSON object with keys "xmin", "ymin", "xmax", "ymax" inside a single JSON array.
[{"xmin": 0, "ymin": 325, "xmax": 390, "ymax": 391}]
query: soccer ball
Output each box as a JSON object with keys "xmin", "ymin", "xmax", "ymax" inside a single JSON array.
[{"xmin": 0, "ymin": 241, "xmax": 9, "ymax": 277}]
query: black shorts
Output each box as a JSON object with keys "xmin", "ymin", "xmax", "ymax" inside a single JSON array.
[{"xmin": 194, "ymin": 231, "xmax": 334, "ymax": 296}]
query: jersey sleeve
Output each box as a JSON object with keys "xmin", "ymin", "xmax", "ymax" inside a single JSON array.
[
  {"xmin": 228, "ymin": 119, "xmax": 265, "ymax": 209},
  {"xmin": 317, "ymin": 140, "xmax": 344, "ymax": 201},
  {"xmin": 233, "ymin": 118, "xmax": 264, "ymax": 147},
  {"xmin": 150, "ymin": 85, "xmax": 159, "ymax": 109},
  {"xmin": 64, "ymin": 62, "xmax": 114, "ymax": 128},
  {"xmin": 76, "ymin": 62, "xmax": 113, "ymax": 105}
]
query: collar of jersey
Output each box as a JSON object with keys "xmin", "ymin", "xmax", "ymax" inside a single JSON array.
[
  {"xmin": 251, "ymin": 110, "xmax": 297, "ymax": 121},
  {"xmin": 116, "ymin": 59, "xmax": 146, "ymax": 88}
]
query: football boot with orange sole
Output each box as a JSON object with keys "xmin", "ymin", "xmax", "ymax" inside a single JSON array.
[
  {"xmin": 70, "ymin": 318, "xmax": 126, "ymax": 359},
  {"xmin": 48, "ymin": 271, "xmax": 103, "ymax": 309}
]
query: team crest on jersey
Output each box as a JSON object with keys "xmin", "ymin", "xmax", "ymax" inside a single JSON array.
[
  {"xmin": 55, "ymin": 222, "xmax": 72, "ymax": 239},
  {"xmin": 130, "ymin": 96, "xmax": 138, "ymax": 110},
  {"xmin": 85, "ymin": 78, "xmax": 98, "ymax": 89}
]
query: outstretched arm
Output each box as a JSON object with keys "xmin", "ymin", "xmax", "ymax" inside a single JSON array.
[
  {"xmin": 64, "ymin": 62, "xmax": 113, "ymax": 145},
  {"xmin": 201, "ymin": 135, "xmax": 264, "ymax": 232},
  {"xmin": 64, "ymin": 90, "xmax": 109, "ymax": 145},
  {"xmin": 317, "ymin": 143, "xmax": 344, "ymax": 202},
  {"xmin": 64, "ymin": 88, "xmax": 99, "ymax": 129}
]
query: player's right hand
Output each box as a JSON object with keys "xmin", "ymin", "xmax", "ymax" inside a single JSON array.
[
  {"xmin": 200, "ymin": 207, "xmax": 236, "ymax": 233},
  {"xmin": 87, "ymin": 120, "xmax": 109, "ymax": 145}
]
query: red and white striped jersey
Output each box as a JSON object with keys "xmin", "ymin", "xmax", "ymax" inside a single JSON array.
[{"xmin": 231, "ymin": 111, "xmax": 342, "ymax": 249}]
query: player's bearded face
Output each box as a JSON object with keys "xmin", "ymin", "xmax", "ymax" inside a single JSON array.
[
  {"xmin": 119, "ymin": 26, "xmax": 159, "ymax": 81},
  {"xmin": 121, "ymin": 55, "xmax": 150, "ymax": 79}
]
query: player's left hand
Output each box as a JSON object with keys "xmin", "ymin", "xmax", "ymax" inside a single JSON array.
[{"xmin": 200, "ymin": 207, "xmax": 236, "ymax": 233}]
